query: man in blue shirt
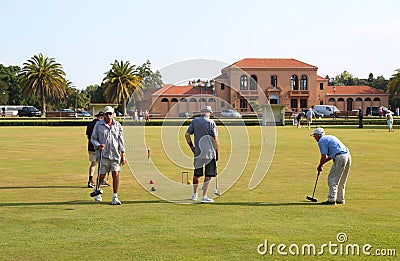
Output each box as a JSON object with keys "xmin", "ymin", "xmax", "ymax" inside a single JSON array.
[
  {"xmin": 185, "ymin": 106, "xmax": 220, "ymax": 203},
  {"xmin": 311, "ymin": 128, "xmax": 351, "ymax": 205}
]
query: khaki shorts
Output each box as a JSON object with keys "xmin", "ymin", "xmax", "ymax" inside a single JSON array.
[
  {"xmin": 99, "ymin": 158, "xmax": 121, "ymax": 174},
  {"xmin": 89, "ymin": 151, "xmax": 96, "ymax": 162}
]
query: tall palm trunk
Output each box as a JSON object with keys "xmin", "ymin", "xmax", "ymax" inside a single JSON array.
[
  {"xmin": 122, "ymin": 97, "xmax": 127, "ymax": 116},
  {"xmin": 41, "ymin": 87, "xmax": 46, "ymax": 113}
]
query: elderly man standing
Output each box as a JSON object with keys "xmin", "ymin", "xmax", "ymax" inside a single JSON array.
[
  {"xmin": 185, "ymin": 105, "xmax": 220, "ymax": 203},
  {"xmin": 311, "ymin": 128, "xmax": 351, "ymax": 205},
  {"xmin": 91, "ymin": 106, "xmax": 126, "ymax": 205}
]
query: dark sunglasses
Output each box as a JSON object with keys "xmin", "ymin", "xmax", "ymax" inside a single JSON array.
[{"xmin": 105, "ymin": 112, "xmax": 113, "ymax": 115}]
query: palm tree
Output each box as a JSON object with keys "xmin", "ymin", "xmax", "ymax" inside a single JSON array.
[
  {"xmin": 20, "ymin": 53, "xmax": 67, "ymax": 113},
  {"xmin": 102, "ymin": 60, "xmax": 143, "ymax": 115},
  {"xmin": 388, "ymin": 69, "xmax": 400, "ymax": 109}
]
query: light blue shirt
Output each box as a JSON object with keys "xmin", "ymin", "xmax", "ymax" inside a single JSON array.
[
  {"xmin": 91, "ymin": 119, "xmax": 125, "ymax": 161},
  {"xmin": 318, "ymin": 135, "xmax": 349, "ymax": 159},
  {"xmin": 186, "ymin": 115, "xmax": 218, "ymax": 159}
]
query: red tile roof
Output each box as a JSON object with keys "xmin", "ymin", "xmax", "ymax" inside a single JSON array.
[
  {"xmin": 317, "ymin": 75, "xmax": 328, "ymax": 81},
  {"xmin": 327, "ymin": 86, "xmax": 388, "ymax": 95},
  {"xmin": 153, "ymin": 84, "xmax": 214, "ymax": 96},
  {"xmin": 230, "ymin": 58, "xmax": 317, "ymax": 69}
]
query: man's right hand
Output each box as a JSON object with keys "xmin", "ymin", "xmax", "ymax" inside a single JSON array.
[{"xmin": 99, "ymin": 144, "xmax": 105, "ymax": 150}]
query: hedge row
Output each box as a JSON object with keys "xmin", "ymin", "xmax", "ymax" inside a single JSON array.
[{"xmin": 0, "ymin": 118, "xmax": 397, "ymax": 126}]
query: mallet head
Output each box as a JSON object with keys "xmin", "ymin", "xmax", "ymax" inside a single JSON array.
[{"xmin": 306, "ymin": 196, "xmax": 318, "ymax": 202}]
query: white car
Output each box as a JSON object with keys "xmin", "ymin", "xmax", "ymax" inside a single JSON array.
[{"xmin": 221, "ymin": 109, "xmax": 242, "ymax": 117}]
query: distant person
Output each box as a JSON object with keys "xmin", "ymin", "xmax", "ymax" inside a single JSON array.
[
  {"xmin": 85, "ymin": 111, "xmax": 104, "ymax": 188},
  {"xmin": 296, "ymin": 111, "xmax": 305, "ymax": 128},
  {"xmin": 91, "ymin": 106, "xmax": 126, "ymax": 205},
  {"xmin": 357, "ymin": 107, "xmax": 363, "ymax": 128},
  {"xmin": 306, "ymin": 106, "xmax": 316, "ymax": 130},
  {"xmin": 145, "ymin": 110, "xmax": 150, "ymax": 122},
  {"xmin": 386, "ymin": 110, "xmax": 394, "ymax": 132},
  {"xmin": 311, "ymin": 127, "xmax": 351, "ymax": 205},
  {"xmin": 396, "ymin": 107, "xmax": 399, "ymax": 116},
  {"xmin": 185, "ymin": 105, "xmax": 219, "ymax": 203}
]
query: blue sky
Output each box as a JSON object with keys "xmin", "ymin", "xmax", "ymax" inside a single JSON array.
[{"xmin": 1, "ymin": 0, "xmax": 399, "ymax": 89}]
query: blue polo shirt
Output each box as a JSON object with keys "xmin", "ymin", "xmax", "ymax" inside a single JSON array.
[{"xmin": 318, "ymin": 135, "xmax": 349, "ymax": 159}]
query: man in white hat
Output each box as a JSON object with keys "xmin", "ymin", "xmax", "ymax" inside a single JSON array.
[
  {"xmin": 311, "ymin": 127, "xmax": 351, "ymax": 205},
  {"xmin": 90, "ymin": 106, "xmax": 126, "ymax": 205},
  {"xmin": 185, "ymin": 105, "xmax": 219, "ymax": 203}
]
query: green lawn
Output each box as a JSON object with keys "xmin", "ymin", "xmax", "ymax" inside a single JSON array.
[{"xmin": 0, "ymin": 125, "xmax": 398, "ymax": 260}]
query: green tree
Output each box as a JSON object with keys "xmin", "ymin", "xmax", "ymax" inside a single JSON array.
[
  {"xmin": 388, "ymin": 69, "xmax": 400, "ymax": 108},
  {"xmin": 83, "ymin": 84, "xmax": 107, "ymax": 103},
  {"xmin": 0, "ymin": 80, "xmax": 8, "ymax": 104},
  {"xmin": 0, "ymin": 64, "xmax": 24, "ymax": 105},
  {"xmin": 371, "ymin": 75, "xmax": 388, "ymax": 91},
  {"xmin": 333, "ymin": 71, "xmax": 358, "ymax": 86},
  {"xmin": 20, "ymin": 53, "xmax": 67, "ymax": 113},
  {"xmin": 102, "ymin": 60, "xmax": 144, "ymax": 115}
]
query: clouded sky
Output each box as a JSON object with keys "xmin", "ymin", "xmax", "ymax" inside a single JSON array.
[{"xmin": 1, "ymin": 0, "xmax": 399, "ymax": 89}]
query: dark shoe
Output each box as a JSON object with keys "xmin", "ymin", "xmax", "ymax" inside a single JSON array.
[
  {"xmin": 321, "ymin": 200, "xmax": 336, "ymax": 205},
  {"xmin": 336, "ymin": 201, "xmax": 345, "ymax": 205},
  {"xmin": 87, "ymin": 181, "xmax": 95, "ymax": 188}
]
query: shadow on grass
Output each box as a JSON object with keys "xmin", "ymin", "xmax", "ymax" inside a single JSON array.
[
  {"xmin": 212, "ymin": 201, "xmax": 319, "ymax": 207},
  {"xmin": 0, "ymin": 200, "xmax": 166, "ymax": 207},
  {"xmin": 0, "ymin": 186, "xmax": 82, "ymax": 189},
  {"xmin": 0, "ymin": 200, "xmax": 319, "ymax": 207}
]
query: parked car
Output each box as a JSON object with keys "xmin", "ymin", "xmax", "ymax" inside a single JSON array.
[
  {"xmin": 18, "ymin": 106, "xmax": 42, "ymax": 117},
  {"xmin": 59, "ymin": 109, "xmax": 75, "ymax": 112},
  {"xmin": 313, "ymin": 105, "xmax": 340, "ymax": 117},
  {"xmin": 77, "ymin": 111, "xmax": 91, "ymax": 117},
  {"xmin": 221, "ymin": 109, "xmax": 242, "ymax": 118},
  {"xmin": 369, "ymin": 106, "xmax": 388, "ymax": 116},
  {"xmin": 179, "ymin": 112, "xmax": 194, "ymax": 118}
]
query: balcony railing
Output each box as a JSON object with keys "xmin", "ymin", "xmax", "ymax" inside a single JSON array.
[{"xmin": 289, "ymin": 90, "xmax": 309, "ymax": 97}]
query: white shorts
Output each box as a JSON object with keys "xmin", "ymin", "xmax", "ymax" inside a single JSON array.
[{"xmin": 99, "ymin": 158, "xmax": 121, "ymax": 174}]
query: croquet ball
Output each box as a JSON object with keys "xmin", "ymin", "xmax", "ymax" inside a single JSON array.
[
  {"xmin": 151, "ymin": 186, "xmax": 156, "ymax": 191},
  {"xmin": 187, "ymin": 181, "xmax": 192, "ymax": 184},
  {"xmin": 150, "ymin": 180, "xmax": 154, "ymax": 184}
]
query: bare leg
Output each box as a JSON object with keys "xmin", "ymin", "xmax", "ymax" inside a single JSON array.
[
  {"xmin": 202, "ymin": 176, "xmax": 211, "ymax": 196},
  {"xmin": 112, "ymin": 171, "xmax": 119, "ymax": 194},
  {"xmin": 193, "ymin": 176, "xmax": 200, "ymax": 194}
]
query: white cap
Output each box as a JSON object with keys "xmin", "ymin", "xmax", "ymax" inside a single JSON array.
[
  {"xmin": 311, "ymin": 127, "xmax": 325, "ymax": 136},
  {"xmin": 104, "ymin": 106, "xmax": 114, "ymax": 114},
  {"xmin": 201, "ymin": 105, "xmax": 213, "ymax": 113}
]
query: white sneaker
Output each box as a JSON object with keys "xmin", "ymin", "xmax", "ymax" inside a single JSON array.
[
  {"xmin": 201, "ymin": 196, "xmax": 214, "ymax": 203},
  {"xmin": 94, "ymin": 195, "xmax": 102, "ymax": 202},
  {"xmin": 111, "ymin": 197, "xmax": 121, "ymax": 205},
  {"xmin": 191, "ymin": 193, "xmax": 198, "ymax": 201}
]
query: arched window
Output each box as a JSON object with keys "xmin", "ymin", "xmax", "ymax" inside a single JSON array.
[
  {"xmin": 208, "ymin": 98, "xmax": 216, "ymax": 102},
  {"xmin": 347, "ymin": 98, "xmax": 354, "ymax": 111},
  {"xmin": 373, "ymin": 97, "xmax": 381, "ymax": 102},
  {"xmin": 189, "ymin": 98, "xmax": 197, "ymax": 102},
  {"xmin": 200, "ymin": 98, "xmax": 206, "ymax": 102},
  {"xmin": 290, "ymin": 75, "xmax": 299, "ymax": 90},
  {"xmin": 338, "ymin": 98, "xmax": 345, "ymax": 102},
  {"xmin": 271, "ymin": 75, "xmax": 278, "ymax": 88},
  {"xmin": 328, "ymin": 98, "xmax": 335, "ymax": 102},
  {"xmin": 240, "ymin": 75, "xmax": 248, "ymax": 90},
  {"xmin": 365, "ymin": 98, "xmax": 372, "ymax": 102},
  {"xmin": 250, "ymin": 75, "xmax": 257, "ymax": 90},
  {"xmin": 180, "ymin": 98, "xmax": 188, "ymax": 102},
  {"xmin": 300, "ymin": 75, "xmax": 308, "ymax": 90},
  {"xmin": 356, "ymin": 98, "xmax": 362, "ymax": 102},
  {"xmin": 161, "ymin": 98, "xmax": 168, "ymax": 102},
  {"xmin": 171, "ymin": 98, "xmax": 178, "ymax": 102}
]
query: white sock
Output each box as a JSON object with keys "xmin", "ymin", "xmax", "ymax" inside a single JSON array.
[{"xmin": 113, "ymin": 193, "xmax": 118, "ymax": 198}]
